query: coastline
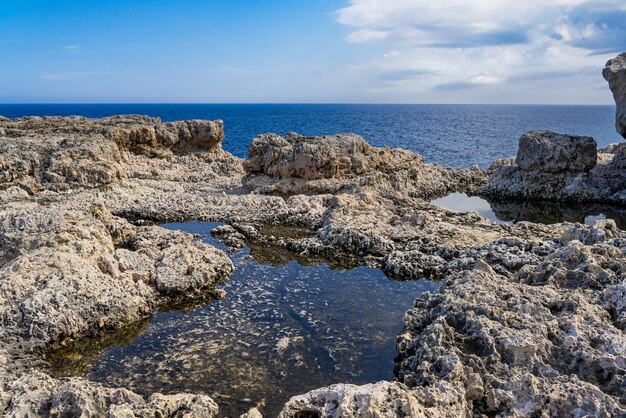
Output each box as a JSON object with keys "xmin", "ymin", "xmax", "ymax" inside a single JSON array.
[{"xmin": 0, "ymin": 54, "xmax": 625, "ymax": 417}]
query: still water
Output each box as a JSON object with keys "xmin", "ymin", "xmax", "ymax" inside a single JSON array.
[
  {"xmin": 433, "ymin": 192, "xmax": 626, "ymax": 229},
  {"xmin": 48, "ymin": 221, "xmax": 438, "ymax": 417}
]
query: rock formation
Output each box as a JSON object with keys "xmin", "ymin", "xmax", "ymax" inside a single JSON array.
[
  {"xmin": 243, "ymin": 132, "xmax": 487, "ymax": 198},
  {"xmin": 281, "ymin": 222, "xmax": 626, "ymax": 417},
  {"xmin": 604, "ymin": 52, "xmax": 626, "ymax": 139},
  {"xmin": 483, "ymin": 130, "xmax": 601, "ymax": 201},
  {"xmin": 1, "ymin": 103, "xmax": 625, "ymax": 416}
]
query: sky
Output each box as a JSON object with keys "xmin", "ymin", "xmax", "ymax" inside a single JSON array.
[{"xmin": 0, "ymin": 0, "xmax": 625, "ymax": 104}]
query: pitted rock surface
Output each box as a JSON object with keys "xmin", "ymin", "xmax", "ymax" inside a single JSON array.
[{"xmin": 604, "ymin": 52, "xmax": 626, "ymax": 139}]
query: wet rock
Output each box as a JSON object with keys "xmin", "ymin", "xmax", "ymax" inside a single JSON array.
[{"xmin": 604, "ymin": 51, "xmax": 626, "ymax": 139}]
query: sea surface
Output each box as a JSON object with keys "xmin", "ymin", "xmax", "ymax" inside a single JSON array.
[{"xmin": 0, "ymin": 104, "xmax": 620, "ymax": 167}]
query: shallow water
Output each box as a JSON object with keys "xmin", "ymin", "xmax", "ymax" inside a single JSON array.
[
  {"xmin": 433, "ymin": 192, "xmax": 626, "ymax": 229},
  {"xmin": 48, "ymin": 221, "xmax": 438, "ymax": 417}
]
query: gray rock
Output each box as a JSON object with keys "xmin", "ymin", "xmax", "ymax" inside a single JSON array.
[
  {"xmin": 603, "ymin": 52, "xmax": 626, "ymax": 139},
  {"xmin": 243, "ymin": 132, "xmax": 488, "ymax": 198},
  {"xmin": 516, "ymin": 130, "xmax": 596, "ymax": 173}
]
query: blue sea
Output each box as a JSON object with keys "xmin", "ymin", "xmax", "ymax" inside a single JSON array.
[{"xmin": 0, "ymin": 104, "xmax": 620, "ymax": 167}]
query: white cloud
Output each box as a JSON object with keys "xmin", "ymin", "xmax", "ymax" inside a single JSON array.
[
  {"xmin": 333, "ymin": 0, "xmax": 626, "ymax": 102},
  {"xmin": 346, "ymin": 29, "xmax": 388, "ymax": 43}
]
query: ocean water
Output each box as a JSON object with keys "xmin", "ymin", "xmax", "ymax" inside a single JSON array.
[{"xmin": 0, "ymin": 104, "xmax": 620, "ymax": 167}]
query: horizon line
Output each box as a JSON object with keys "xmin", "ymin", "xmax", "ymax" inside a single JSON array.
[{"xmin": 0, "ymin": 102, "xmax": 616, "ymax": 107}]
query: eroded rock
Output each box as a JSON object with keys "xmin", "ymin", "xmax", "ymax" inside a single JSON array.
[
  {"xmin": 243, "ymin": 132, "xmax": 487, "ymax": 198},
  {"xmin": 604, "ymin": 52, "xmax": 626, "ymax": 139}
]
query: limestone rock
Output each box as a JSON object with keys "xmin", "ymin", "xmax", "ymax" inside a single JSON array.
[
  {"xmin": 0, "ymin": 115, "xmax": 227, "ymax": 192},
  {"xmin": 4, "ymin": 371, "xmax": 219, "ymax": 417},
  {"xmin": 482, "ymin": 131, "xmax": 608, "ymax": 201},
  {"xmin": 279, "ymin": 381, "xmax": 468, "ymax": 418},
  {"xmin": 604, "ymin": 52, "xmax": 626, "ymax": 139},
  {"xmin": 243, "ymin": 132, "xmax": 487, "ymax": 198},
  {"xmin": 516, "ymin": 130, "xmax": 596, "ymax": 173}
]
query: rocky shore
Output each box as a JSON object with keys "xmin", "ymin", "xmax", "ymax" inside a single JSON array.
[{"xmin": 0, "ymin": 53, "xmax": 625, "ymax": 417}]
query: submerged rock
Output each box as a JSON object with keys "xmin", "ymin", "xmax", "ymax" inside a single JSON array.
[{"xmin": 604, "ymin": 52, "xmax": 626, "ymax": 139}]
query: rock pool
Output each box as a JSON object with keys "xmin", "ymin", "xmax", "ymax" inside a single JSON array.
[
  {"xmin": 433, "ymin": 192, "xmax": 626, "ymax": 228},
  {"xmin": 47, "ymin": 221, "xmax": 438, "ymax": 417}
]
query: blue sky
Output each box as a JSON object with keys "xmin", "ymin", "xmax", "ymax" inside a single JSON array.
[{"xmin": 0, "ymin": 0, "xmax": 625, "ymax": 104}]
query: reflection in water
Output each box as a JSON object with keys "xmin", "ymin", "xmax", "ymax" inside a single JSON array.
[
  {"xmin": 432, "ymin": 193, "xmax": 626, "ymax": 229},
  {"xmin": 47, "ymin": 222, "xmax": 438, "ymax": 417}
]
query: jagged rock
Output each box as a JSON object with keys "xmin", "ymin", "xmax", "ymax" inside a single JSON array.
[
  {"xmin": 4, "ymin": 371, "xmax": 219, "ymax": 417},
  {"xmin": 243, "ymin": 132, "xmax": 487, "ymax": 197},
  {"xmin": 604, "ymin": 52, "xmax": 626, "ymax": 139},
  {"xmin": 279, "ymin": 381, "xmax": 468, "ymax": 418},
  {"xmin": 0, "ymin": 201, "xmax": 233, "ymax": 347},
  {"xmin": 481, "ymin": 131, "xmax": 626, "ymax": 201},
  {"xmin": 0, "ymin": 115, "xmax": 227, "ymax": 191},
  {"xmin": 516, "ymin": 131, "xmax": 596, "ymax": 173},
  {"xmin": 4, "ymin": 114, "xmax": 625, "ymax": 417},
  {"xmin": 393, "ymin": 229, "xmax": 625, "ymax": 416}
]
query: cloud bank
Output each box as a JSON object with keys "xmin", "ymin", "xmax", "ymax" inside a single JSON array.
[{"xmin": 335, "ymin": 0, "xmax": 626, "ymax": 103}]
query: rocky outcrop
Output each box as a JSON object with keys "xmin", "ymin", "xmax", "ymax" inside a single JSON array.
[
  {"xmin": 4, "ymin": 371, "xmax": 219, "ymax": 417},
  {"xmin": 0, "ymin": 115, "xmax": 230, "ymax": 192},
  {"xmin": 482, "ymin": 52, "xmax": 626, "ymax": 204},
  {"xmin": 481, "ymin": 130, "xmax": 626, "ymax": 202},
  {"xmin": 280, "ymin": 222, "xmax": 626, "ymax": 417},
  {"xmin": 2, "ymin": 113, "xmax": 626, "ymax": 417},
  {"xmin": 279, "ymin": 381, "xmax": 467, "ymax": 417},
  {"xmin": 0, "ymin": 115, "xmax": 241, "ymax": 416},
  {"xmin": 604, "ymin": 52, "xmax": 626, "ymax": 139},
  {"xmin": 243, "ymin": 132, "xmax": 487, "ymax": 198}
]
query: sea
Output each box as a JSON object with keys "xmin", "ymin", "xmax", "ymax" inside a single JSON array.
[{"xmin": 0, "ymin": 104, "xmax": 620, "ymax": 168}]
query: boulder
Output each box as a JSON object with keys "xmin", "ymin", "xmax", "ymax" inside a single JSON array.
[
  {"xmin": 483, "ymin": 131, "xmax": 601, "ymax": 201},
  {"xmin": 243, "ymin": 132, "xmax": 487, "ymax": 197},
  {"xmin": 603, "ymin": 52, "xmax": 626, "ymax": 139},
  {"xmin": 243, "ymin": 132, "xmax": 422, "ymax": 180},
  {"xmin": 516, "ymin": 130, "xmax": 596, "ymax": 173}
]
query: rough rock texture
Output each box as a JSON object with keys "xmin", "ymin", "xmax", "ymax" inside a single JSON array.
[
  {"xmin": 483, "ymin": 52, "xmax": 626, "ymax": 204},
  {"xmin": 282, "ymin": 222, "xmax": 626, "ymax": 417},
  {"xmin": 0, "ymin": 115, "xmax": 239, "ymax": 417},
  {"xmin": 279, "ymin": 381, "xmax": 467, "ymax": 418},
  {"xmin": 0, "ymin": 115, "xmax": 231, "ymax": 192},
  {"xmin": 4, "ymin": 371, "xmax": 219, "ymax": 417},
  {"xmin": 243, "ymin": 132, "xmax": 487, "ymax": 198},
  {"xmin": 516, "ymin": 130, "xmax": 597, "ymax": 173},
  {"xmin": 481, "ymin": 129, "xmax": 626, "ymax": 204},
  {"xmin": 2, "ymin": 113, "xmax": 625, "ymax": 417},
  {"xmin": 604, "ymin": 52, "xmax": 626, "ymax": 139}
]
